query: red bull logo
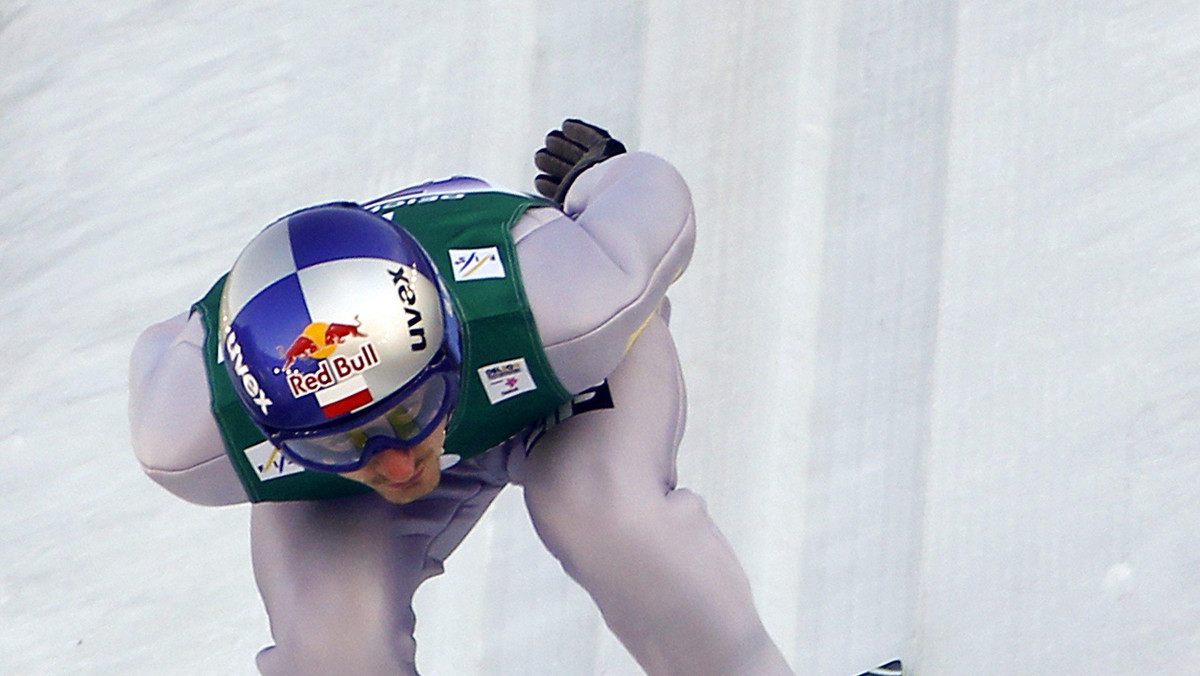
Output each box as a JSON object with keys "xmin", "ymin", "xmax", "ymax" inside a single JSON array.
[
  {"xmin": 287, "ymin": 343, "xmax": 380, "ymax": 399},
  {"xmin": 279, "ymin": 319, "xmax": 368, "ymax": 371},
  {"xmin": 277, "ymin": 318, "xmax": 380, "ymax": 401}
]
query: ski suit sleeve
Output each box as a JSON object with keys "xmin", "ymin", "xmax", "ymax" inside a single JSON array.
[
  {"xmin": 514, "ymin": 151, "xmax": 696, "ymax": 394},
  {"xmin": 128, "ymin": 310, "xmax": 248, "ymax": 506}
]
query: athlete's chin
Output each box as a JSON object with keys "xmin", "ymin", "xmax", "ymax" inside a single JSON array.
[{"xmin": 374, "ymin": 471, "xmax": 442, "ymax": 505}]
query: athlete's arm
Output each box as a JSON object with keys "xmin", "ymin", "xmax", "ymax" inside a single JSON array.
[
  {"xmin": 514, "ymin": 151, "xmax": 696, "ymax": 394},
  {"xmin": 128, "ymin": 311, "xmax": 247, "ymax": 506}
]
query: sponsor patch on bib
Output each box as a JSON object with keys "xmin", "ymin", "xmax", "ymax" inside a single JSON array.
[
  {"xmin": 449, "ymin": 247, "xmax": 506, "ymax": 282},
  {"xmin": 478, "ymin": 357, "xmax": 537, "ymax": 404},
  {"xmin": 246, "ymin": 440, "xmax": 305, "ymax": 482}
]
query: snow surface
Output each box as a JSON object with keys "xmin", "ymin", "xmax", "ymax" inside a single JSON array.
[{"xmin": 2, "ymin": 1, "xmax": 1198, "ymax": 674}]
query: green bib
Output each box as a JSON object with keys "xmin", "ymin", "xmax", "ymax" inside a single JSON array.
[{"xmin": 195, "ymin": 190, "xmax": 571, "ymax": 502}]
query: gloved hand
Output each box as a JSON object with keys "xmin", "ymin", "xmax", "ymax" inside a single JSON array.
[{"xmin": 534, "ymin": 119, "xmax": 627, "ymax": 206}]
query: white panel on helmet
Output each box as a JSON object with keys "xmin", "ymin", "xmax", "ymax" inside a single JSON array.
[
  {"xmin": 221, "ymin": 218, "xmax": 299, "ymax": 322},
  {"xmin": 295, "ymin": 257, "xmax": 446, "ymax": 398}
]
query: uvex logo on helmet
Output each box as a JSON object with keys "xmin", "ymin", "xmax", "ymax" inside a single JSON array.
[
  {"xmin": 224, "ymin": 326, "xmax": 273, "ymax": 416},
  {"xmin": 389, "ymin": 265, "xmax": 429, "ymax": 351}
]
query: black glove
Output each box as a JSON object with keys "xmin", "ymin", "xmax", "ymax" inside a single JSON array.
[{"xmin": 534, "ymin": 119, "xmax": 627, "ymax": 205}]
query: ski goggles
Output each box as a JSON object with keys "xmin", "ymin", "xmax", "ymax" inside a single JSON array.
[{"xmin": 272, "ymin": 352, "xmax": 459, "ymax": 473}]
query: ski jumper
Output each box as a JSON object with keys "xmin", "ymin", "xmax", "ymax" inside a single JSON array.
[{"xmin": 128, "ymin": 152, "xmax": 795, "ymax": 676}]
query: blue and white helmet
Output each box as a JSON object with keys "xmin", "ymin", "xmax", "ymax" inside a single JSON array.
[{"xmin": 217, "ymin": 202, "xmax": 460, "ymax": 439}]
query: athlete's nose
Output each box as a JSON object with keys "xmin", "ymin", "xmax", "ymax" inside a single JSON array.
[{"xmin": 373, "ymin": 448, "xmax": 419, "ymax": 483}]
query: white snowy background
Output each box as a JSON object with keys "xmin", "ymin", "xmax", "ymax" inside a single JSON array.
[{"xmin": 2, "ymin": 1, "xmax": 1198, "ymax": 674}]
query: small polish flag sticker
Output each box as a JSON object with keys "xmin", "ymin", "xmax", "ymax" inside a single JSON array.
[{"xmin": 316, "ymin": 375, "xmax": 374, "ymax": 418}]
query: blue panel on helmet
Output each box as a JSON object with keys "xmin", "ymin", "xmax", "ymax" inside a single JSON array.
[
  {"xmin": 227, "ymin": 273, "xmax": 327, "ymax": 431},
  {"xmin": 288, "ymin": 204, "xmax": 414, "ymax": 270}
]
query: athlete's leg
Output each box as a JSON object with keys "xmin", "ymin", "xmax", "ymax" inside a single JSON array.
[
  {"xmin": 520, "ymin": 314, "xmax": 794, "ymax": 676},
  {"xmin": 251, "ymin": 453, "xmax": 510, "ymax": 676}
]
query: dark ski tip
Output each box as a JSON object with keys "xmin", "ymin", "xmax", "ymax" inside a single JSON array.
[{"xmin": 857, "ymin": 659, "xmax": 903, "ymax": 676}]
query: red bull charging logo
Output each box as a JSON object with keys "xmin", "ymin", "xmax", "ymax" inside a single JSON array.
[
  {"xmin": 279, "ymin": 319, "xmax": 367, "ymax": 371},
  {"xmin": 276, "ymin": 319, "xmax": 380, "ymax": 410}
]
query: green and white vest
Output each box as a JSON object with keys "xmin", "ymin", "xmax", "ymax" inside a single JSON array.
[{"xmin": 193, "ymin": 191, "xmax": 572, "ymax": 502}]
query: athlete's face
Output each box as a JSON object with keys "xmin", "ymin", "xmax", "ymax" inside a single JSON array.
[{"xmin": 340, "ymin": 420, "xmax": 448, "ymax": 505}]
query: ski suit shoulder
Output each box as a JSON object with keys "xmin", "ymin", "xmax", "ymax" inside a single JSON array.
[
  {"xmin": 128, "ymin": 310, "xmax": 248, "ymax": 506},
  {"xmin": 516, "ymin": 151, "xmax": 696, "ymax": 394}
]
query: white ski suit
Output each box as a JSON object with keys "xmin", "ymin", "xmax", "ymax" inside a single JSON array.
[{"xmin": 128, "ymin": 151, "xmax": 794, "ymax": 676}]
